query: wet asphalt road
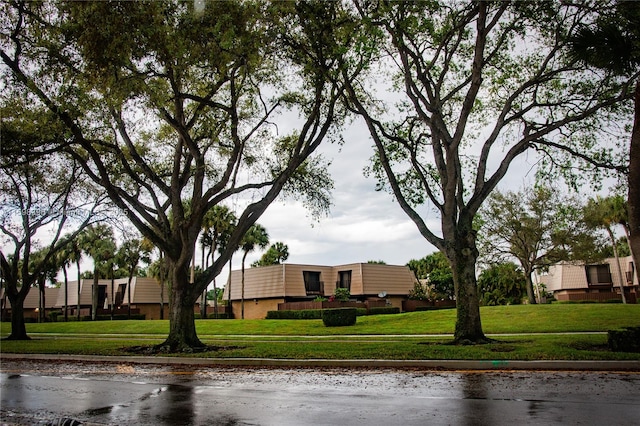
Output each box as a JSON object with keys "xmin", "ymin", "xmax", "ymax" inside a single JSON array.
[{"xmin": 1, "ymin": 360, "xmax": 639, "ymax": 425}]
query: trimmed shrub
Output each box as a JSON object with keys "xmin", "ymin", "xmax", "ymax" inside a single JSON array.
[
  {"xmin": 356, "ymin": 308, "xmax": 368, "ymax": 316},
  {"xmin": 322, "ymin": 308, "xmax": 357, "ymax": 327},
  {"xmin": 94, "ymin": 314, "xmax": 146, "ymax": 321},
  {"xmin": 608, "ymin": 327, "xmax": 640, "ymax": 353},
  {"xmin": 207, "ymin": 312, "xmax": 229, "ymax": 319},
  {"xmin": 266, "ymin": 309, "xmax": 323, "ymax": 320},
  {"xmin": 367, "ymin": 307, "xmax": 400, "ymax": 315}
]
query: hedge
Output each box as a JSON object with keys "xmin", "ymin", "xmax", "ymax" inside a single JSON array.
[
  {"xmin": 266, "ymin": 309, "xmax": 323, "ymax": 320},
  {"xmin": 322, "ymin": 308, "xmax": 357, "ymax": 327},
  {"xmin": 608, "ymin": 326, "xmax": 640, "ymax": 352},
  {"xmin": 367, "ymin": 307, "xmax": 400, "ymax": 315},
  {"xmin": 266, "ymin": 307, "xmax": 399, "ymax": 319}
]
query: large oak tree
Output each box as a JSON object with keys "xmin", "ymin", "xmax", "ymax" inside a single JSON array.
[
  {"xmin": 0, "ymin": 107, "xmax": 107, "ymax": 339},
  {"xmin": 1, "ymin": 1, "xmax": 359, "ymax": 350},
  {"xmin": 342, "ymin": 1, "xmax": 634, "ymax": 343}
]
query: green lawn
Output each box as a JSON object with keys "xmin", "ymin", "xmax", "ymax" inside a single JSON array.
[{"xmin": 1, "ymin": 304, "xmax": 639, "ymax": 361}]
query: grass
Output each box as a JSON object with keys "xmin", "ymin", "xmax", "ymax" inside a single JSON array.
[{"xmin": 1, "ymin": 304, "xmax": 639, "ymax": 361}]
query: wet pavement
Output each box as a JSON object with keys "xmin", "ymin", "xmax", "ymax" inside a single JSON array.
[{"xmin": 1, "ymin": 359, "xmax": 639, "ymax": 425}]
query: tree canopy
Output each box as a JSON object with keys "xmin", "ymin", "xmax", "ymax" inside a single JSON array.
[
  {"xmin": 340, "ymin": 0, "xmax": 634, "ymax": 343},
  {"xmin": 1, "ymin": 0, "xmax": 361, "ymax": 350},
  {"xmin": 478, "ymin": 187, "xmax": 606, "ymax": 304}
]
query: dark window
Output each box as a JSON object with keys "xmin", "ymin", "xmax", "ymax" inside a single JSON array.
[
  {"xmin": 585, "ymin": 264, "xmax": 612, "ymax": 287},
  {"xmin": 303, "ymin": 271, "xmax": 323, "ymax": 295},
  {"xmin": 98, "ymin": 285, "xmax": 108, "ymax": 308},
  {"xmin": 337, "ymin": 270, "xmax": 352, "ymax": 291}
]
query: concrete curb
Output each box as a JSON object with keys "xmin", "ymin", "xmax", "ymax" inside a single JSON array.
[{"xmin": 2, "ymin": 353, "xmax": 639, "ymax": 371}]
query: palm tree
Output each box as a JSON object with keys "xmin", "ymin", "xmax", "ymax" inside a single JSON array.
[
  {"xmin": 147, "ymin": 255, "xmax": 167, "ymax": 320},
  {"xmin": 78, "ymin": 224, "xmax": 116, "ymax": 320},
  {"xmin": 64, "ymin": 237, "xmax": 84, "ymax": 320},
  {"xmin": 239, "ymin": 224, "xmax": 269, "ymax": 319},
  {"xmin": 252, "ymin": 242, "xmax": 289, "ymax": 267},
  {"xmin": 584, "ymin": 196, "xmax": 629, "ymax": 303},
  {"xmin": 569, "ymin": 3, "xmax": 640, "ymax": 284},
  {"xmin": 201, "ymin": 206, "xmax": 237, "ymax": 318},
  {"xmin": 56, "ymin": 246, "xmax": 72, "ymax": 321},
  {"xmin": 116, "ymin": 238, "xmax": 153, "ymax": 318}
]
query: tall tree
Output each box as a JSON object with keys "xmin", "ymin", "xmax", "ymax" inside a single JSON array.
[
  {"xmin": 78, "ymin": 224, "xmax": 116, "ymax": 319},
  {"xmin": 568, "ymin": 1, "xmax": 640, "ymax": 285},
  {"xmin": 239, "ymin": 224, "xmax": 269, "ymax": 319},
  {"xmin": 252, "ymin": 242, "xmax": 289, "ymax": 267},
  {"xmin": 478, "ymin": 187, "xmax": 604, "ymax": 304},
  {"xmin": 341, "ymin": 1, "xmax": 633, "ymax": 343},
  {"xmin": 583, "ymin": 196, "xmax": 630, "ymax": 303},
  {"xmin": 0, "ymin": 110, "xmax": 104, "ymax": 338},
  {"xmin": 64, "ymin": 236, "xmax": 84, "ymax": 321},
  {"xmin": 200, "ymin": 205, "xmax": 237, "ymax": 318},
  {"xmin": 147, "ymin": 253, "xmax": 168, "ymax": 321},
  {"xmin": 116, "ymin": 238, "xmax": 153, "ymax": 318},
  {"xmin": 55, "ymin": 246, "xmax": 72, "ymax": 321},
  {"xmin": 477, "ymin": 262, "xmax": 527, "ymax": 306},
  {"xmin": 407, "ymin": 252, "xmax": 454, "ymax": 300},
  {"xmin": 1, "ymin": 0, "xmax": 355, "ymax": 351}
]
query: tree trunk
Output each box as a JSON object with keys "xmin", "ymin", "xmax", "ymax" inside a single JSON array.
[
  {"xmin": 127, "ymin": 273, "xmax": 133, "ymax": 319},
  {"xmin": 213, "ymin": 276, "xmax": 219, "ymax": 319},
  {"xmin": 241, "ymin": 252, "xmax": 248, "ymax": 320},
  {"xmin": 158, "ymin": 263, "xmax": 204, "ymax": 351},
  {"xmin": 91, "ymin": 270, "xmax": 98, "ymax": 320},
  {"xmin": 628, "ymin": 79, "xmax": 640, "ymax": 285},
  {"xmin": 607, "ymin": 227, "xmax": 627, "ymax": 304},
  {"xmin": 110, "ymin": 269, "xmax": 114, "ymax": 320},
  {"xmin": 39, "ymin": 277, "xmax": 45, "ymax": 323},
  {"xmin": 524, "ymin": 266, "xmax": 537, "ymax": 305},
  {"xmin": 444, "ymin": 224, "xmax": 488, "ymax": 344},
  {"xmin": 227, "ymin": 255, "xmax": 233, "ymax": 319},
  {"xmin": 76, "ymin": 262, "xmax": 81, "ymax": 320},
  {"xmin": 6, "ymin": 293, "xmax": 29, "ymax": 340},
  {"xmin": 63, "ymin": 267, "xmax": 68, "ymax": 322}
]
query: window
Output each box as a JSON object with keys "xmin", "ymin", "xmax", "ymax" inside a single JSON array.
[
  {"xmin": 337, "ymin": 270, "xmax": 352, "ymax": 291},
  {"xmin": 627, "ymin": 262, "xmax": 635, "ymax": 283},
  {"xmin": 303, "ymin": 271, "xmax": 323, "ymax": 295},
  {"xmin": 585, "ymin": 264, "xmax": 612, "ymax": 287}
]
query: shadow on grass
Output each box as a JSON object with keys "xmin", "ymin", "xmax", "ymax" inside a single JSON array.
[{"xmin": 122, "ymin": 345, "xmax": 245, "ymax": 355}]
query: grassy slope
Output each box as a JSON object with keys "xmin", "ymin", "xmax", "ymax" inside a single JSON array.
[
  {"xmin": 1, "ymin": 304, "xmax": 639, "ymax": 360},
  {"xmin": 2, "ymin": 304, "xmax": 638, "ymax": 336}
]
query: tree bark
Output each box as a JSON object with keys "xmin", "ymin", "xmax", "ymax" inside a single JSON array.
[
  {"xmin": 524, "ymin": 265, "xmax": 537, "ymax": 305},
  {"xmin": 6, "ymin": 293, "xmax": 29, "ymax": 340},
  {"xmin": 607, "ymin": 227, "xmax": 627, "ymax": 304},
  {"xmin": 444, "ymin": 220, "xmax": 488, "ymax": 344},
  {"xmin": 63, "ymin": 267, "xmax": 68, "ymax": 322},
  {"xmin": 628, "ymin": 80, "xmax": 640, "ymax": 285},
  {"xmin": 91, "ymin": 270, "xmax": 98, "ymax": 321},
  {"xmin": 159, "ymin": 262, "xmax": 203, "ymax": 351}
]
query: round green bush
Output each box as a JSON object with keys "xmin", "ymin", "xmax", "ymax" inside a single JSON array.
[{"xmin": 322, "ymin": 308, "xmax": 357, "ymax": 327}]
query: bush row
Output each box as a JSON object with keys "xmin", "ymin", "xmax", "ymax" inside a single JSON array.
[{"xmin": 266, "ymin": 306, "xmax": 400, "ymax": 320}]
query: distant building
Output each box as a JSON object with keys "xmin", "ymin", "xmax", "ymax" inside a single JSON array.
[
  {"xmin": 536, "ymin": 256, "xmax": 638, "ymax": 303},
  {"xmin": 52, "ymin": 277, "xmax": 169, "ymax": 320},
  {"xmin": 223, "ymin": 262, "xmax": 418, "ymax": 319},
  {"xmin": 1, "ymin": 286, "xmax": 59, "ymax": 321}
]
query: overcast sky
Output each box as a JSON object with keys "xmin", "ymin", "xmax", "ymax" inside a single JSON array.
[{"xmin": 241, "ymin": 118, "xmax": 543, "ymax": 269}]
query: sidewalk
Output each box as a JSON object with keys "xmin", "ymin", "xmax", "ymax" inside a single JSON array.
[{"xmin": 2, "ymin": 352, "xmax": 639, "ymax": 371}]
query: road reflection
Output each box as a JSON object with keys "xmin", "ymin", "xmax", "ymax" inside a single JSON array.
[{"xmin": 1, "ymin": 361, "xmax": 639, "ymax": 426}]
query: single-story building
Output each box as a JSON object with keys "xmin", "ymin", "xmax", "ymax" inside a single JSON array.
[
  {"xmin": 1, "ymin": 286, "xmax": 59, "ymax": 321},
  {"xmin": 536, "ymin": 255, "xmax": 638, "ymax": 303},
  {"xmin": 52, "ymin": 277, "xmax": 169, "ymax": 319},
  {"xmin": 223, "ymin": 262, "xmax": 418, "ymax": 319}
]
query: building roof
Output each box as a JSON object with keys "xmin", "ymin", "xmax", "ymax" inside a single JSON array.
[{"xmin": 224, "ymin": 262, "xmax": 417, "ymax": 300}]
